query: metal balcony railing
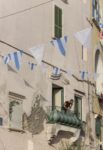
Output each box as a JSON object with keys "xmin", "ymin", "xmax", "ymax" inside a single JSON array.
[{"xmin": 46, "ymin": 106, "xmax": 82, "ymax": 129}]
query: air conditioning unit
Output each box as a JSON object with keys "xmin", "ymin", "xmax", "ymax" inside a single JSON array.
[{"xmin": 61, "ymin": 0, "xmax": 68, "ymax": 4}]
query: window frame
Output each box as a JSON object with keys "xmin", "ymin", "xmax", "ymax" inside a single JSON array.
[
  {"xmin": 52, "ymin": 84, "xmax": 64, "ymax": 110},
  {"xmin": 9, "ymin": 92, "xmax": 25, "ymax": 131}
]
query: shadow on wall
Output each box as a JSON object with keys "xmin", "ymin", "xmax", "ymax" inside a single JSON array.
[
  {"xmin": 50, "ymin": 130, "xmax": 73, "ymax": 145},
  {"xmin": 23, "ymin": 94, "xmax": 47, "ymax": 135}
]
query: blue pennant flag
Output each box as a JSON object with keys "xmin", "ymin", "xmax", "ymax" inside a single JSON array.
[
  {"xmin": 28, "ymin": 62, "xmax": 36, "ymax": 70},
  {"xmin": 10, "ymin": 51, "xmax": 23, "ymax": 70},
  {"xmin": 99, "ymin": 23, "xmax": 103, "ymax": 29},
  {"xmin": 52, "ymin": 67, "xmax": 60, "ymax": 75},
  {"xmin": 80, "ymin": 71, "xmax": 85, "ymax": 80},
  {"xmin": 51, "ymin": 36, "xmax": 68, "ymax": 56},
  {"xmin": 3, "ymin": 54, "xmax": 11, "ymax": 64}
]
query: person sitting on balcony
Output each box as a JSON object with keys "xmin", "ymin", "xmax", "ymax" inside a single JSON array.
[{"xmin": 62, "ymin": 99, "xmax": 73, "ymax": 112}]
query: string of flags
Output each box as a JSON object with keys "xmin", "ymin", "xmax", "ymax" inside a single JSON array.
[
  {"xmin": 51, "ymin": 36, "xmax": 67, "ymax": 56},
  {"xmin": 2, "ymin": 27, "xmax": 100, "ymax": 80}
]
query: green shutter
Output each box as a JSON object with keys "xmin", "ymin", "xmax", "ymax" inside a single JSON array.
[
  {"xmin": 55, "ymin": 6, "xmax": 62, "ymax": 38},
  {"xmin": 75, "ymin": 99, "xmax": 79, "ymax": 117},
  {"xmin": 55, "ymin": 6, "xmax": 58, "ymax": 26},
  {"xmin": 59, "ymin": 8, "xmax": 62, "ymax": 27},
  {"xmin": 95, "ymin": 117, "xmax": 101, "ymax": 137},
  {"xmin": 61, "ymin": 88, "xmax": 64, "ymax": 107},
  {"xmin": 75, "ymin": 96, "xmax": 82, "ymax": 120}
]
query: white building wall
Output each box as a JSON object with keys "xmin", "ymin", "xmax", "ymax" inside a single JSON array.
[{"xmin": 0, "ymin": 0, "xmax": 96, "ymax": 149}]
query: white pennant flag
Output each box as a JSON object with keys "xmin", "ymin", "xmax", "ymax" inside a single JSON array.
[
  {"xmin": 74, "ymin": 27, "xmax": 92, "ymax": 48},
  {"xmin": 94, "ymin": 73, "xmax": 100, "ymax": 80},
  {"xmin": 29, "ymin": 45, "xmax": 44, "ymax": 65}
]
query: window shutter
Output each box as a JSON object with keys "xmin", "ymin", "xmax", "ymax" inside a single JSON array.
[
  {"xmin": 55, "ymin": 6, "xmax": 62, "ymax": 38},
  {"xmin": 55, "ymin": 6, "xmax": 58, "ymax": 26},
  {"xmin": 59, "ymin": 8, "xmax": 62, "ymax": 27},
  {"xmin": 95, "ymin": 117, "xmax": 101, "ymax": 137},
  {"xmin": 75, "ymin": 96, "xmax": 82, "ymax": 120},
  {"xmin": 61, "ymin": 88, "xmax": 64, "ymax": 107}
]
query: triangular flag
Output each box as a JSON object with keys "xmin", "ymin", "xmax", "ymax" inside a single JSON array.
[
  {"xmin": 94, "ymin": 73, "xmax": 100, "ymax": 80},
  {"xmin": 80, "ymin": 71, "xmax": 86, "ymax": 80},
  {"xmin": 29, "ymin": 45, "xmax": 44, "ymax": 65},
  {"xmin": 3, "ymin": 54, "xmax": 11, "ymax": 64},
  {"xmin": 40, "ymin": 63, "xmax": 47, "ymax": 73},
  {"xmin": 28, "ymin": 62, "xmax": 37, "ymax": 70},
  {"xmin": 51, "ymin": 36, "xmax": 68, "ymax": 56},
  {"xmin": 99, "ymin": 22, "xmax": 103, "ymax": 29},
  {"xmin": 52, "ymin": 67, "xmax": 60, "ymax": 75},
  {"xmin": 87, "ymin": 72, "xmax": 92, "ymax": 78},
  {"xmin": 74, "ymin": 27, "xmax": 92, "ymax": 48},
  {"xmin": 67, "ymin": 69, "xmax": 74, "ymax": 77},
  {"xmin": 10, "ymin": 51, "xmax": 23, "ymax": 70}
]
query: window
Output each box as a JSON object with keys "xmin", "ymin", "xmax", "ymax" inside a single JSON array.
[
  {"xmin": 95, "ymin": 50, "xmax": 103, "ymax": 94},
  {"xmin": 82, "ymin": 46, "xmax": 88, "ymax": 61},
  {"xmin": 55, "ymin": 6, "xmax": 62, "ymax": 38},
  {"xmin": 9, "ymin": 92, "xmax": 25, "ymax": 130},
  {"xmin": 74, "ymin": 95, "xmax": 82, "ymax": 120},
  {"xmin": 92, "ymin": 0, "xmax": 100, "ymax": 23},
  {"xmin": 95, "ymin": 116, "xmax": 101, "ymax": 139},
  {"xmin": 52, "ymin": 84, "xmax": 64, "ymax": 111}
]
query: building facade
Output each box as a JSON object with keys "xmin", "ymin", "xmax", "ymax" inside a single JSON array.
[{"xmin": 0, "ymin": 0, "xmax": 102, "ymax": 150}]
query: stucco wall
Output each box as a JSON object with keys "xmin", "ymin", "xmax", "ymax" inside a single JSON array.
[{"xmin": 0, "ymin": 0, "xmax": 97, "ymax": 149}]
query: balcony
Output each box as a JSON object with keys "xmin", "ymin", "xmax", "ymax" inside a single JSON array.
[
  {"xmin": 47, "ymin": 106, "xmax": 82, "ymax": 128},
  {"xmin": 46, "ymin": 107, "xmax": 82, "ymax": 144}
]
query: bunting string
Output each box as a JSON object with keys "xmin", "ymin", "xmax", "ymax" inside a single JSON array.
[{"xmin": 0, "ymin": 26, "xmax": 100, "ymax": 85}]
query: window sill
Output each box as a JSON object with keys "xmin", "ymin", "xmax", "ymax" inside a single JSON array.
[{"xmin": 8, "ymin": 128, "xmax": 25, "ymax": 133}]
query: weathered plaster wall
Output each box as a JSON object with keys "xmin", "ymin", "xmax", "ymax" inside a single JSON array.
[{"xmin": 0, "ymin": 0, "xmax": 96, "ymax": 149}]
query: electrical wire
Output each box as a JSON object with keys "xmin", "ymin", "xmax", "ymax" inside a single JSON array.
[
  {"xmin": 0, "ymin": 0, "xmax": 69, "ymax": 20},
  {"xmin": 0, "ymin": 0, "xmax": 54, "ymax": 20},
  {"xmin": 0, "ymin": 0, "xmax": 94, "ymax": 86}
]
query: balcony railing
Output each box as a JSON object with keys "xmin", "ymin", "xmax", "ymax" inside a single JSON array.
[{"xmin": 46, "ymin": 106, "xmax": 82, "ymax": 129}]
